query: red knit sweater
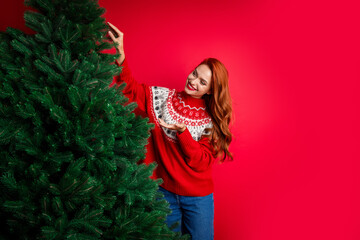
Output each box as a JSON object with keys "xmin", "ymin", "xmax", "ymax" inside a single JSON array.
[{"xmin": 112, "ymin": 58, "xmax": 216, "ymax": 196}]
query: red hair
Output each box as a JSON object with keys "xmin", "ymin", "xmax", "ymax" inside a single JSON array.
[{"xmin": 199, "ymin": 58, "xmax": 233, "ymax": 162}]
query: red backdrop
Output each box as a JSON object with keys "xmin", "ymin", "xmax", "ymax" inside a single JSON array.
[{"xmin": 1, "ymin": 0, "xmax": 359, "ymax": 239}]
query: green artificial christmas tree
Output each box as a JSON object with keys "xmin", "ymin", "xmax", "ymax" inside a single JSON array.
[{"xmin": 0, "ymin": 0, "xmax": 186, "ymax": 239}]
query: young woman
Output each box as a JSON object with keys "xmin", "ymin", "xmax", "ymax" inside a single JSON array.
[{"xmin": 108, "ymin": 22, "xmax": 233, "ymax": 240}]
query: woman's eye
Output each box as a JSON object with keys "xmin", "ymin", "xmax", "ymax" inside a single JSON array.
[{"xmin": 192, "ymin": 71, "xmax": 196, "ymax": 76}]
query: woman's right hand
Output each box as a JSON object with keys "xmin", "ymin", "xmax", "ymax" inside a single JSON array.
[{"xmin": 107, "ymin": 22, "xmax": 125, "ymax": 65}]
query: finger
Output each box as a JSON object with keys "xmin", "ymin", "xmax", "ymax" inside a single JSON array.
[
  {"xmin": 158, "ymin": 119, "xmax": 169, "ymax": 127},
  {"xmin": 163, "ymin": 125, "xmax": 177, "ymax": 130},
  {"xmin": 107, "ymin": 22, "xmax": 123, "ymax": 37},
  {"xmin": 159, "ymin": 119, "xmax": 174, "ymax": 129},
  {"xmin": 108, "ymin": 31, "xmax": 116, "ymax": 42},
  {"xmin": 175, "ymin": 123, "xmax": 185, "ymax": 129}
]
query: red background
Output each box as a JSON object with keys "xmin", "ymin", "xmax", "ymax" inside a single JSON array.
[{"xmin": 1, "ymin": 0, "xmax": 359, "ymax": 239}]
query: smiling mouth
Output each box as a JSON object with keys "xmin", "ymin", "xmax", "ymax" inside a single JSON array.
[{"xmin": 187, "ymin": 82, "xmax": 197, "ymax": 91}]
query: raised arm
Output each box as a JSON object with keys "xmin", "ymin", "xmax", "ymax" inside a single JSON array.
[
  {"xmin": 108, "ymin": 22, "xmax": 148, "ymax": 113},
  {"xmin": 108, "ymin": 22, "xmax": 125, "ymax": 65}
]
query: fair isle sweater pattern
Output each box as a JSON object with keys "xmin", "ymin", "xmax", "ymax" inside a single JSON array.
[{"xmin": 150, "ymin": 86, "xmax": 213, "ymax": 142}]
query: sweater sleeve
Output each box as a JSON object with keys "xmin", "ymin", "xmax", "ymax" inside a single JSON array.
[
  {"xmin": 112, "ymin": 58, "xmax": 148, "ymax": 113},
  {"xmin": 176, "ymin": 128, "xmax": 216, "ymax": 172}
]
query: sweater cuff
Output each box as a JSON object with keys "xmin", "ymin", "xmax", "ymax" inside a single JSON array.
[{"xmin": 115, "ymin": 58, "xmax": 132, "ymax": 79}]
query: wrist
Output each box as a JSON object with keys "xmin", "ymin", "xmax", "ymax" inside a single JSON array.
[
  {"xmin": 178, "ymin": 125, "xmax": 186, "ymax": 133},
  {"xmin": 117, "ymin": 54, "xmax": 125, "ymax": 65}
]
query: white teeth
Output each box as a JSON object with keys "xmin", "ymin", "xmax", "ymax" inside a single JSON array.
[{"xmin": 188, "ymin": 82, "xmax": 196, "ymax": 90}]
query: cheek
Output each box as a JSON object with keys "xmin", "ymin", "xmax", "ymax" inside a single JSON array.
[{"xmin": 199, "ymin": 85, "xmax": 209, "ymax": 92}]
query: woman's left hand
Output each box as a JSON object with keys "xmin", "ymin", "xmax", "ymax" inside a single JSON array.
[{"xmin": 158, "ymin": 119, "xmax": 186, "ymax": 133}]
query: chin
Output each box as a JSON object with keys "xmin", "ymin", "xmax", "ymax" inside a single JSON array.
[
  {"xmin": 184, "ymin": 88, "xmax": 192, "ymax": 94},
  {"xmin": 185, "ymin": 88, "xmax": 192, "ymax": 95}
]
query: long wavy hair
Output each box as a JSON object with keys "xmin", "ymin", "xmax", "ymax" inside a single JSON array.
[{"xmin": 199, "ymin": 58, "xmax": 233, "ymax": 162}]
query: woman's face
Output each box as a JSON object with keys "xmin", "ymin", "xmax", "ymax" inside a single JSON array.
[{"xmin": 184, "ymin": 64, "xmax": 212, "ymax": 99}]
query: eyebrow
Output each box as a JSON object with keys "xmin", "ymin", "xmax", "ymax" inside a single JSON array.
[{"xmin": 195, "ymin": 69, "xmax": 209, "ymax": 84}]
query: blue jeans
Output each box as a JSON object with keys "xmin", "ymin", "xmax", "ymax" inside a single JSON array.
[{"xmin": 159, "ymin": 187, "xmax": 214, "ymax": 240}]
